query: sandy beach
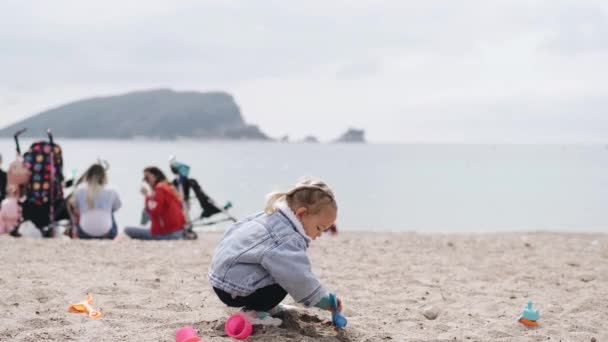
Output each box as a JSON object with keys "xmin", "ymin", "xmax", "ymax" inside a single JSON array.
[{"xmin": 1, "ymin": 232, "xmax": 607, "ymax": 341}]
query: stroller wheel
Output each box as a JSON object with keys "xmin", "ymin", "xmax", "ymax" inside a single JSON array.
[{"xmin": 40, "ymin": 226, "xmax": 54, "ymax": 238}]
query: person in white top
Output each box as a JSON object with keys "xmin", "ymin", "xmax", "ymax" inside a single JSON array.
[{"xmin": 72, "ymin": 164, "xmax": 121, "ymax": 239}]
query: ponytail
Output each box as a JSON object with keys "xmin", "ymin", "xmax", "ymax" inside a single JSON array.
[
  {"xmin": 264, "ymin": 178, "xmax": 337, "ymax": 214},
  {"xmin": 264, "ymin": 191, "xmax": 287, "ymax": 214}
]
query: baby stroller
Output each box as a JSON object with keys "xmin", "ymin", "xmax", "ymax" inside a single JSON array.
[
  {"xmin": 9, "ymin": 129, "xmax": 71, "ymax": 238},
  {"xmin": 170, "ymin": 157, "xmax": 237, "ymax": 229}
]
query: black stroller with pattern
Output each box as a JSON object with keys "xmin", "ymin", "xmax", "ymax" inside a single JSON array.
[{"xmin": 10, "ymin": 129, "xmax": 72, "ymax": 238}]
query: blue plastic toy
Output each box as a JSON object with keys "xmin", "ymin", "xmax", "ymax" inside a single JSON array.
[
  {"xmin": 518, "ymin": 301, "xmax": 540, "ymax": 327},
  {"xmin": 329, "ymin": 293, "xmax": 347, "ymax": 328}
]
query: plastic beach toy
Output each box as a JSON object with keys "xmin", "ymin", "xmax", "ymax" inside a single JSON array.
[
  {"xmin": 518, "ymin": 301, "xmax": 540, "ymax": 327},
  {"xmin": 0, "ymin": 198, "xmax": 21, "ymax": 233},
  {"xmin": 175, "ymin": 326, "xmax": 201, "ymax": 342},
  {"xmin": 329, "ymin": 293, "xmax": 347, "ymax": 328},
  {"xmin": 225, "ymin": 313, "xmax": 253, "ymax": 340},
  {"xmin": 68, "ymin": 295, "xmax": 103, "ymax": 318}
]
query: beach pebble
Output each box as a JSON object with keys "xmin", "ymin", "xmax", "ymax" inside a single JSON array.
[
  {"xmin": 591, "ymin": 338, "xmax": 596, "ymax": 342},
  {"xmin": 580, "ymin": 275, "xmax": 595, "ymax": 283},
  {"xmin": 422, "ymin": 305, "xmax": 440, "ymax": 320}
]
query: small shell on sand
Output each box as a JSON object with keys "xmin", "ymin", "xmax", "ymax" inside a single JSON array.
[{"xmin": 421, "ymin": 305, "xmax": 440, "ymax": 320}]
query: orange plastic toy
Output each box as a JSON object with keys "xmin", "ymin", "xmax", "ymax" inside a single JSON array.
[
  {"xmin": 68, "ymin": 295, "xmax": 103, "ymax": 318},
  {"xmin": 518, "ymin": 317, "xmax": 539, "ymax": 327}
]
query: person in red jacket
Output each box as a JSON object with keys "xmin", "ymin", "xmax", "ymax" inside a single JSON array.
[{"xmin": 124, "ymin": 166, "xmax": 186, "ymax": 240}]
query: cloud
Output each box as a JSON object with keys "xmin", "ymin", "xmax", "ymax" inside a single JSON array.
[
  {"xmin": 0, "ymin": 0, "xmax": 607, "ymax": 142},
  {"xmin": 542, "ymin": 4, "xmax": 608, "ymax": 53}
]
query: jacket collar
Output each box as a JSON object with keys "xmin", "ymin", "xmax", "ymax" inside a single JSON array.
[{"xmin": 275, "ymin": 201, "xmax": 311, "ymax": 244}]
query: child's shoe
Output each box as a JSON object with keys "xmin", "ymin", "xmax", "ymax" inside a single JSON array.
[
  {"xmin": 268, "ymin": 303, "xmax": 298, "ymax": 316},
  {"xmin": 240, "ymin": 309, "xmax": 283, "ymax": 326}
]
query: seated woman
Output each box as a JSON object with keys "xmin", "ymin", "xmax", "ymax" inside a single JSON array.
[
  {"xmin": 124, "ymin": 167, "xmax": 185, "ymax": 240},
  {"xmin": 72, "ymin": 164, "xmax": 121, "ymax": 239}
]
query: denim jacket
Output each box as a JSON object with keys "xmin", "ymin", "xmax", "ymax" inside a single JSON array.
[{"xmin": 208, "ymin": 203, "xmax": 327, "ymax": 307}]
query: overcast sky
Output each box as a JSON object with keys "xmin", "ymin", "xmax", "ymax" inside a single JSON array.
[{"xmin": 1, "ymin": 0, "xmax": 606, "ymax": 143}]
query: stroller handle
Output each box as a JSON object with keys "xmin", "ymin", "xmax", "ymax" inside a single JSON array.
[{"xmin": 13, "ymin": 128, "xmax": 27, "ymax": 155}]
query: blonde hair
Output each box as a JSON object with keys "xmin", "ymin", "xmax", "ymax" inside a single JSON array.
[
  {"xmin": 84, "ymin": 164, "xmax": 107, "ymax": 209},
  {"xmin": 265, "ymin": 178, "xmax": 337, "ymax": 215}
]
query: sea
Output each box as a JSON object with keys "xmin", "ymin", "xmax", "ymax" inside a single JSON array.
[{"xmin": 1, "ymin": 139, "xmax": 607, "ymax": 233}]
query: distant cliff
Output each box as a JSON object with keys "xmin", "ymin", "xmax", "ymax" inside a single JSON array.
[
  {"xmin": 0, "ymin": 89, "xmax": 269, "ymax": 140},
  {"xmin": 333, "ymin": 128, "xmax": 366, "ymax": 143}
]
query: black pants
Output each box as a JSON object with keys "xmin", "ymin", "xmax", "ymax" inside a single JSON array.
[{"xmin": 213, "ymin": 284, "xmax": 287, "ymax": 311}]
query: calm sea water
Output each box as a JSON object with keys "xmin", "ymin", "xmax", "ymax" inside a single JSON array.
[{"xmin": 1, "ymin": 139, "xmax": 607, "ymax": 232}]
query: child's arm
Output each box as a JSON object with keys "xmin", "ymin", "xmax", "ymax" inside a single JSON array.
[{"xmin": 261, "ymin": 236, "xmax": 331, "ymax": 308}]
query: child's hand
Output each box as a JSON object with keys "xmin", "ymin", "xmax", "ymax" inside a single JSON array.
[{"xmin": 315, "ymin": 293, "xmax": 343, "ymax": 312}]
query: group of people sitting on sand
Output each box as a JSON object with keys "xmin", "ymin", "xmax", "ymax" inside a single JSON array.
[
  {"xmin": 0, "ymin": 154, "xmax": 230, "ymax": 240},
  {"xmin": 71, "ymin": 164, "xmax": 187, "ymax": 240}
]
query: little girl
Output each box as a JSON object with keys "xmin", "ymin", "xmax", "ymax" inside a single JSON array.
[{"xmin": 208, "ymin": 178, "xmax": 343, "ymax": 325}]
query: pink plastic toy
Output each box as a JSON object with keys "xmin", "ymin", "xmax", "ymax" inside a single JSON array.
[
  {"xmin": 0, "ymin": 198, "xmax": 21, "ymax": 234},
  {"xmin": 225, "ymin": 313, "xmax": 253, "ymax": 340},
  {"xmin": 175, "ymin": 326, "xmax": 201, "ymax": 342}
]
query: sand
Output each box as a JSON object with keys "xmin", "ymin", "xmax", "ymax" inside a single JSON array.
[{"xmin": 1, "ymin": 232, "xmax": 607, "ymax": 341}]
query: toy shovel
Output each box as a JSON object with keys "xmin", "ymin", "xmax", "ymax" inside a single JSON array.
[{"xmin": 329, "ymin": 293, "xmax": 347, "ymax": 328}]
